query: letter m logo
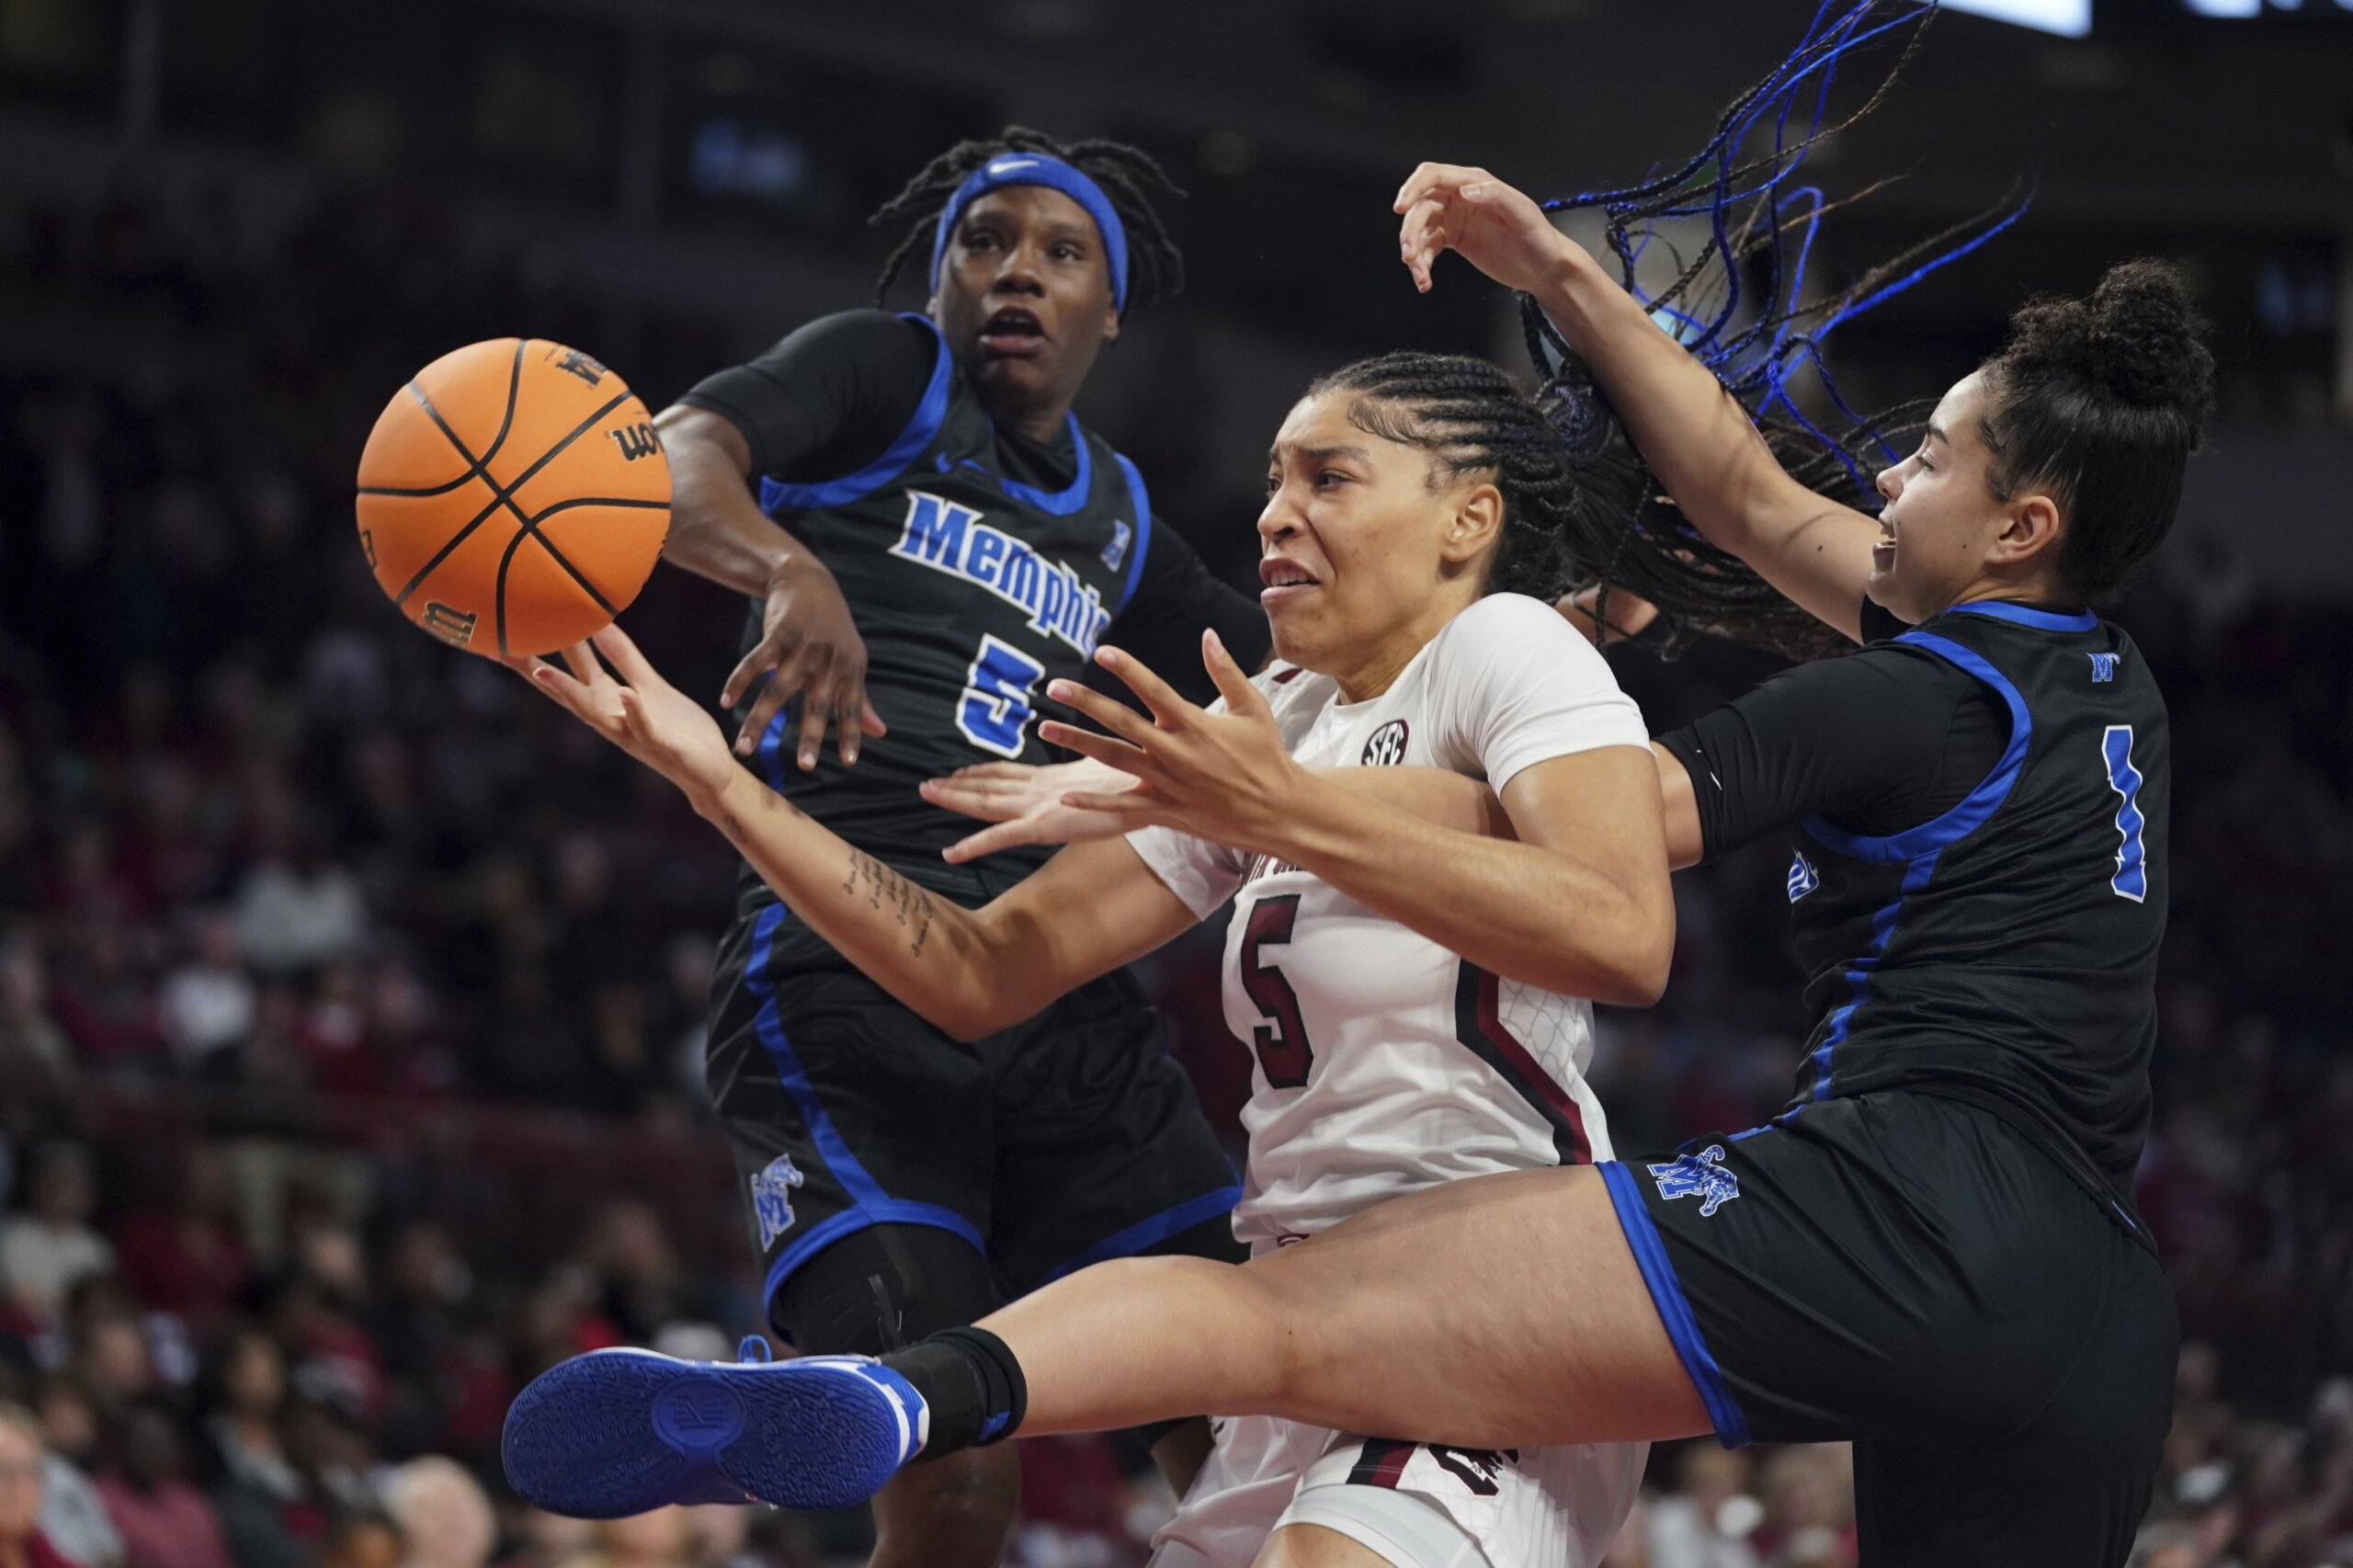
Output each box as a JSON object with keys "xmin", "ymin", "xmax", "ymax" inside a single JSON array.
[{"xmin": 891, "ymin": 490, "xmax": 982, "ymax": 572}]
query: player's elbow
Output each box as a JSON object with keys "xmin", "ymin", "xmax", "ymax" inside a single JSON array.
[
  {"xmin": 1591, "ymin": 899, "xmax": 1675, "ymax": 1008},
  {"xmin": 931, "ymin": 999, "xmax": 1004, "ymax": 1046},
  {"xmin": 928, "ymin": 984, "xmax": 1030, "ymax": 1046}
]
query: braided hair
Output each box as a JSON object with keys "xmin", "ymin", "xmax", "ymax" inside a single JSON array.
[
  {"xmin": 1521, "ymin": 0, "xmax": 2029, "ymax": 658},
  {"xmin": 1305, "ymin": 352, "xmax": 1650, "ymax": 607},
  {"xmin": 870, "ymin": 127, "xmax": 1186, "ymax": 312}
]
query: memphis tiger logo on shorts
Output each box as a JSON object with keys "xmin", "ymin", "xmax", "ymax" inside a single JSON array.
[
  {"xmin": 1649, "ymin": 1144, "xmax": 1740, "ymax": 1217},
  {"xmin": 751, "ymin": 1155, "xmax": 806, "ymax": 1250},
  {"xmin": 1361, "ymin": 719, "xmax": 1410, "ymax": 767},
  {"xmin": 1787, "ymin": 849, "xmax": 1820, "ymax": 903}
]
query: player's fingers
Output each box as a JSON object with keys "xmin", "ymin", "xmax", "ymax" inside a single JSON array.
[
  {"xmin": 919, "ymin": 776, "xmax": 1021, "ymax": 820},
  {"xmin": 557, "ymin": 640, "xmax": 606, "ymax": 687},
  {"xmin": 1041, "ymin": 678, "xmax": 1158, "ymax": 750},
  {"xmin": 832, "ymin": 687, "xmax": 867, "ymax": 767},
  {"xmin": 720, "ymin": 639, "xmax": 786, "ymax": 710},
  {"xmin": 1061, "ymin": 790, "xmax": 1165, "ymax": 818},
  {"xmin": 822, "ymin": 665, "xmax": 873, "ymax": 764},
  {"xmin": 941, "ymin": 819, "xmax": 1046, "ymax": 864},
  {"xmin": 515, "ymin": 656, "xmax": 590, "ymax": 711},
  {"xmin": 734, "ymin": 665, "xmax": 801, "ymax": 758},
  {"xmin": 1399, "ymin": 196, "xmax": 1452, "ymax": 290},
  {"xmin": 1392, "ymin": 161, "xmax": 1473, "ymax": 212},
  {"xmin": 1036, "ymin": 720, "xmax": 1160, "ymax": 782},
  {"xmin": 858, "ymin": 699, "xmax": 889, "ymax": 739},
  {"xmin": 1090, "ymin": 645, "xmax": 1199, "ymax": 728},
  {"xmin": 1201, "ymin": 630, "xmax": 1268, "ymax": 719},
  {"xmin": 794, "ymin": 680, "xmax": 834, "ymax": 773},
  {"xmin": 587, "ymin": 623, "xmax": 642, "ymax": 678}
]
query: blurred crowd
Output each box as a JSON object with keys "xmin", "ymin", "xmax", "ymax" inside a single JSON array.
[{"xmin": 3, "ymin": 173, "xmax": 2351, "ymax": 1567}]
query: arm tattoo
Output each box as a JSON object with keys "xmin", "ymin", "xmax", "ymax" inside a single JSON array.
[{"xmin": 843, "ymin": 849, "xmax": 939, "ymax": 958}]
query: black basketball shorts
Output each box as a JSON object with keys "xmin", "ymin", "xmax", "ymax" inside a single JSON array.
[
  {"xmin": 707, "ymin": 898, "xmax": 1243, "ymax": 1352},
  {"xmin": 1599, "ymin": 1090, "xmax": 2177, "ymax": 1567}
]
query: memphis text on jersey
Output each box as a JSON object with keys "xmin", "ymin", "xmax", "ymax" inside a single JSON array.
[{"xmin": 890, "ymin": 489, "xmax": 1114, "ymax": 656}]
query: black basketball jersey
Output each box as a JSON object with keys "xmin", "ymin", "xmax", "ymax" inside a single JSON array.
[
  {"xmin": 741, "ymin": 313, "xmax": 1157, "ymax": 899},
  {"xmin": 1778, "ymin": 601, "xmax": 2169, "ymax": 1190}
]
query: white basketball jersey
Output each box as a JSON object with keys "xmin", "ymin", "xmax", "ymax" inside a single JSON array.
[{"xmin": 1130, "ymin": 593, "xmax": 1653, "ymax": 1249}]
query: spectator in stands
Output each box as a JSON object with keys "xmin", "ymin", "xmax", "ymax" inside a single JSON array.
[
  {"xmin": 576, "ymin": 1203, "xmax": 689, "ymax": 1347},
  {"xmin": 230, "ymin": 820, "xmax": 365, "ymax": 978},
  {"xmin": 274, "ymin": 1227, "xmax": 381, "ymax": 1426},
  {"xmin": 314, "ymin": 1512, "xmax": 403, "ymax": 1568},
  {"xmin": 155, "ymin": 915, "xmax": 252, "ymax": 1079},
  {"xmin": 0, "ymin": 1403, "xmax": 75, "ymax": 1568},
  {"xmin": 0, "ymin": 1149, "xmax": 113, "ymax": 1331},
  {"xmin": 90, "ymin": 1403, "xmax": 229, "ymax": 1568},
  {"xmin": 0, "ymin": 934, "xmax": 70, "ymax": 1079},
  {"xmin": 27, "ymin": 1378, "xmax": 118, "ymax": 1568},
  {"xmin": 1748, "ymin": 1448, "xmax": 1854, "ymax": 1567},
  {"xmin": 109, "ymin": 1150, "xmax": 251, "ymax": 1339},
  {"xmin": 560, "ymin": 1507, "xmax": 693, "ymax": 1568},
  {"xmin": 1647, "ymin": 1446, "xmax": 1760, "ymax": 1568},
  {"xmin": 63, "ymin": 1301, "xmax": 153, "ymax": 1420},
  {"xmin": 380, "ymin": 1457, "xmax": 494, "ymax": 1568},
  {"xmin": 196, "ymin": 1332, "xmax": 310, "ymax": 1568}
]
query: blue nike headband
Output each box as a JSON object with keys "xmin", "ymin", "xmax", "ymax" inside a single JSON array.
[{"xmin": 929, "ymin": 153, "xmax": 1131, "ymax": 313}]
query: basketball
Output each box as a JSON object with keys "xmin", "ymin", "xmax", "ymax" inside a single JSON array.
[{"xmin": 354, "ymin": 339, "xmax": 671, "ymax": 659}]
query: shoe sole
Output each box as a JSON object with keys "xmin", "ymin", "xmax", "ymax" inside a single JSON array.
[{"xmin": 502, "ymin": 1351, "xmax": 910, "ymax": 1516}]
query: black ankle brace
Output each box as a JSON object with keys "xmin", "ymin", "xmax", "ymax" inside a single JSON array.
[{"xmin": 881, "ymin": 1325, "xmax": 1028, "ymax": 1454}]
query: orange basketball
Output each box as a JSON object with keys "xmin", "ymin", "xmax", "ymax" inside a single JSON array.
[{"xmin": 355, "ymin": 339, "xmax": 671, "ymax": 658}]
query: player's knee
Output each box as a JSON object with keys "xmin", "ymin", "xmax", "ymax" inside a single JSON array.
[{"xmin": 1213, "ymin": 1255, "xmax": 1324, "ymax": 1412}]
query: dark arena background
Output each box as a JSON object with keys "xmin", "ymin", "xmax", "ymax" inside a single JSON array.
[{"xmin": 5, "ymin": 1, "xmax": 2353, "ymax": 1563}]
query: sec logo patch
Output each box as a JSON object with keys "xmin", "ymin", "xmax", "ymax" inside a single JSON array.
[{"xmin": 1361, "ymin": 720, "xmax": 1409, "ymax": 767}]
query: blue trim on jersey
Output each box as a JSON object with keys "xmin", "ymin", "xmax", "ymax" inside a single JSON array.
[
  {"xmin": 1033, "ymin": 1181, "xmax": 1243, "ymax": 1287},
  {"xmin": 1805, "ymin": 853, "xmax": 1940, "ymax": 1099},
  {"xmin": 1943, "ymin": 601, "xmax": 2097, "ymax": 633},
  {"xmin": 743, "ymin": 901, "xmax": 987, "ymax": 1307},
  {"xmin": 1111, "ymin": 452, "xmax": 1154, "ymax": 618},
  {"xmin": 992, "ymin": 412, "xmax": 1096, "ymax": 515},
  {"xmin": 1599, "ymin": 1161, "xmax": 1752, "ymax": 1449},
  {"xmin": 755, "ymin": 706, "xmax": 793, "ymax": 789},
  {"xmin": 1797, "ymin": 632, "xmax": 2032, "ymax": 866},
  {"xmin": 757, "ymin": 313, "xmax": 954, "ymax": 514},
  {"xmin": 1794, "ymin": 631, "xmax": 2035, "ymax": 1100},
  {"xmin": 1725, "ymin": 1107, "xmax": 1804, "ymax": 1142}
]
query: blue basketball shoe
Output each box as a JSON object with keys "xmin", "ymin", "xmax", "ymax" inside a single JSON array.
[{"xmin": 501, "ymin": 1338, "xmax": 927, "ymax": 1516}]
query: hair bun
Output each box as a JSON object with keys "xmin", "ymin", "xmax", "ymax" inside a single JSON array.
[{"xmin": 2003, "ymin": 259, "xmax": 2216, "ymax": 420}]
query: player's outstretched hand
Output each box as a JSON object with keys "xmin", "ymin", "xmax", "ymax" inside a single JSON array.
[
  {"xmin": 1393, "ymin": 163, "xmax": 1575, "ymax": 297},
  {"xmin": 921, "ymin": 759, "xmax": 1139, "ymax": 864},
  {"xmin": 1036, "ymin": 631, "xmax": 1302, "ymax": 852},
  {"xmin": 510, "ymin": 628, "xmax": 738, "ymax": 808},
  {"xmin": 725, "ymin": 555, "xmax": 889, "ymax": 772}
]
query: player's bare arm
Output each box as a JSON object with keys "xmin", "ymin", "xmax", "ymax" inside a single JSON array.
[
  {"xmin": 1041, "ymin": 635, "xmax": 1672, "ymax": 1007},
  {"xmin": 515, "ymin": 625, "xmax": 1192, "ymax": 1042},
  {"xmin": 1394, "ymin": 165, "xmax": 1882, "ymax": 642},
  {"xmin": 654, "ymin": 403, "xmax": 888, "ymax": 768},
  {"xmin": 922, "ymin": 756, "xmax": 1510, "ymax": 864}
]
